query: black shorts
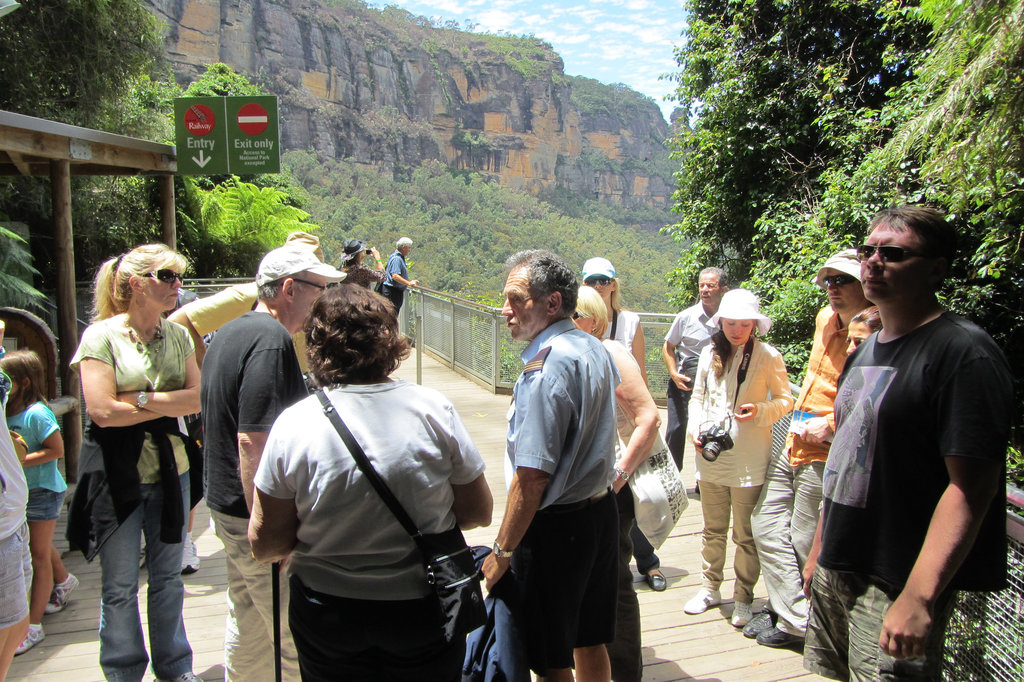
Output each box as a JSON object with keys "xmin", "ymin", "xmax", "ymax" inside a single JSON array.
[{"xmin": 512, "ymin": 490, "xmax": 618, "ymax": 675}]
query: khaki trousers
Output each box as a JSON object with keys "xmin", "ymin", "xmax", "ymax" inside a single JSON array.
[
  {"xmin": 698, "ymin": 481, "xmax": 763, "ymax": 604},
  {"xmin": 211, "ymin": 511, "xmax": 301, "ymax": 682}
]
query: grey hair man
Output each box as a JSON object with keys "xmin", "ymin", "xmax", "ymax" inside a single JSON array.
[
  {"xmin": 663, "ymin": 266, "xmax": 729, "ymax": 470},
  {"xmin": 803, "ymin": 206, "xmax": 1012, "ymax": 680},
  {"xmin": 381, "ymin": 236, "xmax": 419, "ymax": 316},
  {"xmin": 745, "ymin": 248, "xmax": 869, "ymax": 648},
  {"xmin": 200, "ymin": 246, "xmax": 345, "ymax": 681},
  {"xmin": 482, "ymin": 250, "xmax": 621, "ymax": 682}
]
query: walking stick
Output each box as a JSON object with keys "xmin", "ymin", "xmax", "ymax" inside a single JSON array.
[{"xmin": 272, "ymin": 561, "xmax": 282, "ymax": 682}]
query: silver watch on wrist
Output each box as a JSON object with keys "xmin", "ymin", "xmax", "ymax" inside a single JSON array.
[
  {"xmin": 614, "ymin": 466, "xmax": 629, "ymax": 481},
  {"xmin": 492, "ymin": 540, "xmax": 514, "ymax": 559},
  {"xmin": 136, "ymin": 391, "xmax": 149, "ymax": 409}
]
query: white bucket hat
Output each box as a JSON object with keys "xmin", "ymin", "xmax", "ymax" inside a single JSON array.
[{"xmin": 709, "ymin": 289, "xmax": 772, "ymax": 335}]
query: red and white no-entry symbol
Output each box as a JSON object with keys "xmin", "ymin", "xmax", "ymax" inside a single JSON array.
[
  {"xmin": 236, "ymin": 103, "xmax": 269, "ymax": 136},
  {"xmin": 184, "ymin": 104, "xmax": 216, "ymax": 136}
]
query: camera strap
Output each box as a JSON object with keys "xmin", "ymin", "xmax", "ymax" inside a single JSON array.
[{"xmin": 732, "ymin": 337, "xmax": 755, "ymax": 409}]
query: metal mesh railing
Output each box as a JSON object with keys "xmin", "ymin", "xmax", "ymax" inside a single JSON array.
[{"xmin": 942, "ymin": 500, "xmax": 1024, "ymax": 681}]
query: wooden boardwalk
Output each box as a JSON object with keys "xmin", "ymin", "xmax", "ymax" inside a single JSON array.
[{"xmin": 8, "ymin": 352, "xmax": 823, "ymax": 681}]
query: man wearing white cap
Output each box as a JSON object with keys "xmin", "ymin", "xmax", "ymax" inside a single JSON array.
[
  {"xmin": 382, "ymin": 237, "xmax": 419, "ymax": 315},
  {"xmin": 200, "ymin": 246, "xmax": 345, "ymax": 681},
  {"xmin": 745, "ymin": 248, "xmax": 870, "ymax": 648}
]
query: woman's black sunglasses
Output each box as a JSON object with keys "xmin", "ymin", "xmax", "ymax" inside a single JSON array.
[
  {"xmin": 856, "ymin": 244, "xmax": 923, "ymax": 263},
  {"xmin": 584, "ymin": 277, "xmax": 613, "ymax": 287},
  {"xmin": 150, "ymin": 269, "xmax": 184, "ymax": 284}
]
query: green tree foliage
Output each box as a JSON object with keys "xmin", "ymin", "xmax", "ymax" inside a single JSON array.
[
  {"xmin": 284, "ymin": 152, "xmax": 677, "ymax": 311},
  {"xmin": 669, "ymin": 0, "xmax": 1023, "ymax": 454},
  {"xmin": 818, "ymin": 0, "xmax": 1024, "ymax": 444},
  {"xmin": 187, "ymin": 179, "xmax": 320, "ymax": 277},
  {"xmin": 183, "ymin": 63, "xmax": 263, "ymax": 98},
  {"xmin": 0, "ymin": 225, "xmax": 44, "ymax": 307},
  {"xmin": 666, "ymin": 0, "xmax": 929, "ymax": 371},
  {"xmin": 0, "ymin": 0, "xmax": 163, "ymax": 133}
]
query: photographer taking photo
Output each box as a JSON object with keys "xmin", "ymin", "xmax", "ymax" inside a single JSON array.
[
  {"xmin": 339, "ymin": 239, "xmax": 386, "ymax": 290},
  {"xmin": 683, "ymin": 289, "xmax": 793, "ymax": 630}
]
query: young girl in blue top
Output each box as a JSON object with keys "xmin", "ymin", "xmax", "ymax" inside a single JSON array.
[{"xmin": 2, "ymin": 350, "xmax": 77, "ymax": 655}]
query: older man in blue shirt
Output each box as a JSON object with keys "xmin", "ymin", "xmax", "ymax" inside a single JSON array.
[{"xmin": 482, "ymin": 249, "xmax": 620, "ymax": 682}]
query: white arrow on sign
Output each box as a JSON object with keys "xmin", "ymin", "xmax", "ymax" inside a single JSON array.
[{"xmin": 192, "ymin": 150, "xmax": 211, "ymax": 168}]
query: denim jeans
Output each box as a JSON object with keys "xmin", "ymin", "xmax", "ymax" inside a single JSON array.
[{"xmin": 98, "ymin": 472, "xmax": 192, "ymax": 682}]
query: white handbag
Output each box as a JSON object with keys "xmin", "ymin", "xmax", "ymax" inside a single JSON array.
[{"xmin": 628, "ymin": 431, "xmax": 688, "ymax": 549}]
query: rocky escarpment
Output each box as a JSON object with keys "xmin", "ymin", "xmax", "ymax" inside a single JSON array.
[{"xmin": 146, "ymin": 0, "xmax": 673, "ymax": 208}]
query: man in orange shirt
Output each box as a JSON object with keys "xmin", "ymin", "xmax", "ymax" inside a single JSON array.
[{"xmin": 746, "ymin": 249, "xmax": 870, "ymax": 647}]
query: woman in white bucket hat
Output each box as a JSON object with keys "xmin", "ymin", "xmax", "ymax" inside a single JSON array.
[{"xmin": 682, "ymin": 289, "xmax": 793, "ymax": 631}]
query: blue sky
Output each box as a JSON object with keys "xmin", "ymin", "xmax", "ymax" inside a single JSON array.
[{"xmin": 374, "ymin": 1, "xmax": 687, "ymax": 122}]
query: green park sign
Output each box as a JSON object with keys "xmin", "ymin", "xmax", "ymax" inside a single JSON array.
[{"xmin": 173, "ymin": 96, "xmax": 280, "ymax": 175}]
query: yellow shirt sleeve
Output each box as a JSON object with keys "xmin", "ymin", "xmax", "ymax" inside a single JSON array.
[{"xmin": 183, "ymin": 283, "xmax": 258, "ymax": 337}]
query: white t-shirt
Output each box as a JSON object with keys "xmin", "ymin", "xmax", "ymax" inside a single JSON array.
[
  {"xmin": 0, "ymin": 372, "xmax": 28, "ymax": 540},
  {"xmin": 603, "ymin": 309, "xmax": 641, "ymax": 352},
  {"xmin": 255, "ymin": 380, "xmax": 486, "ymax": 600}
]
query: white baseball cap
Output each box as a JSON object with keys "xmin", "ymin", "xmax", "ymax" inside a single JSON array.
[{"xmin": 257, "ymin": 246, "xmax": 347, "ymax": 286}]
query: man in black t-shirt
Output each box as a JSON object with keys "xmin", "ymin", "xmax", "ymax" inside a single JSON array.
[
  {"xmin": 803, "ymin": 206, "xmax": 1012, "ymax": 681},
  {"xmin": 201, "ymin": 246, "xmax": 345, "ymax": 681}
]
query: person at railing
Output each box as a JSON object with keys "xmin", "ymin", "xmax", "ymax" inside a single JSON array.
[
  {"xmin": 802, "ymin": 206, "xmax": 1013, "ymax": 681},
  {"xmin": 382, "ymin": 237, "xmax": 420, "ymax": 316},
  {"xmin": 663, "ymin": 267, "xmax": 729, "ymax": 474},
  {"xmin": 683, "ymin": 289, "xmax": 793, "ymax": 631},
  {"xmin": 745, "ymin": 249, "xmax": 869, "ymax": 649},
  {"xmin": 581, "ymin": 258, "xmax": 647, "ymax": 384},
  {"xmin": 248, "ymin": 285, "xmax": 492, "ymax": 681},
  {"xmin": 338, "ymin": 238, "xmax": 385, "ymax": 289},
  {"xmin": 574, "ymin": 285, "xmax": 661, "ymax": 682},
  {"xmin": 68, "ymin": 244, "xmax": 203, "ymax": 682},
  {"xmin": 582, "ymin": 257, "xmax": 667, "ymax": 594}
]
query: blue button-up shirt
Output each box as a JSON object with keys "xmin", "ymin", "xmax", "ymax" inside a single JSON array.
[{"xmin": 506, "ymin": 318, "xmax": 620, "ymax": 509}]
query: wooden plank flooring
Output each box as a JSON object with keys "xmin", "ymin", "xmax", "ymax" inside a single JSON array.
[{"xmin": 8, "ymin": 352, "xmax": 824, "ymax": 681}]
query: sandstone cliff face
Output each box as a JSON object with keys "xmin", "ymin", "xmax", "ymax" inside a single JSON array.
[{"xmin": 146, "ymin": 0, "xmax": 672, "ymax": 207}]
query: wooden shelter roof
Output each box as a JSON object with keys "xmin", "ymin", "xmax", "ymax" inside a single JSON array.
[{"xmin": 0, "ymin": 109, "xmax": 176, "ymax": 177}]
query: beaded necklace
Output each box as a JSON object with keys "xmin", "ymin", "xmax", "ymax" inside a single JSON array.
[{"xmin": 124, "ymin": 316, "xmax": 164, "ymax": 355}]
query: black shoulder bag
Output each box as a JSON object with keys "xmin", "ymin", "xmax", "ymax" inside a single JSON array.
[{"xmin": 315, "ymin": 389, "xmax": 486, "ymax": 642}]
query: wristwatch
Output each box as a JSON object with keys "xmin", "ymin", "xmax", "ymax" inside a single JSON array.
[
  {"xmin": 614, "ymin": 466, "xmax": 630, "ymax": 481},
  {"xmin": 136, "ymin": 391, "xmax": 149, "ymax": 409},
  {"xmin": 492, "ymin": 540, "xmax": 514, "ymax": 559}
]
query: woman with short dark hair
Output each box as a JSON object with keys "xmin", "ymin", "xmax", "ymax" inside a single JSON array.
[{"xmin": 248, "ymin": 285, "xmax": 493, "ymax": 681}]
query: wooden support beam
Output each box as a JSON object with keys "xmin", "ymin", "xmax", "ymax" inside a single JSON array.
[
  {"xmin": 50, "ymin": 159, "xmax": 82, "ymax": 482},
  {"xmin": 6, "ymin": 151, "xmax": 31, "ymax": 176},
  {"xmin": 160, "ymin": 174, "xmax": 176, "ymax": 248}
]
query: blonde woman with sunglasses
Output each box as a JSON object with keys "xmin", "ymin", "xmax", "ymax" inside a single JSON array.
[{"xmin": 68, "ymin": 244, "xmax": 203, "ymax": 682}]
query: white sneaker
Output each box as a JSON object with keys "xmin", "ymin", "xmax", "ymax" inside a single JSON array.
[
  {"xmin": 731, "ymin": 601, "xmax": 754, "ymax": 627},
  {"xmin": 45, "ymin": 573, "xmax": 79, "ymax": 614},
  {"xmin": 181, "ymin": 536, "xmax": 200, "ymax": 575},
  {"xmin": 683, "ymin": 588, "xmax": 721, "ymax": 615},
  {"xmin": 15, "ymin": 624, "xmax": 44, "ymax": 655}
]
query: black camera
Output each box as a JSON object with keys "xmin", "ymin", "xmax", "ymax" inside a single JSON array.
[{"xmin": 698, "ymin": 421, "xmax": 734, "ymax": 462}]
